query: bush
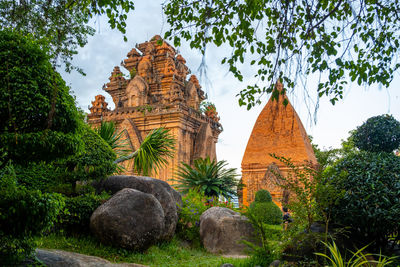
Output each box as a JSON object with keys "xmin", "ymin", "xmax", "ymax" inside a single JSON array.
[
  {"xmin": 176, "ymin": 190, "xmax": 209, "ymax": 246},
  {"xmin": 0, "ymin": 29, "xmax": 83, "ymax": 164},
  {"xmin": 13, "ymin": 126, "xmax": 116, "ymax": 193},
  {"xmin": 58, "ymin": 192, "xmax": 110, "ymax": 233},
  {"xmin": 249, "ymin": 202, "xmax": 282, "ymax": 225},
  {"xmin": 55, "ymin": 124, "xmax": 116, "ymax": 186},
  {"xmin": 0, "ymin": 164, "xmax": 65, "ymax": 264},
  {"xmin": 13, "ymin": 161, "xmax": 59, "ymax": 191},
  {"xmin": 327, "ymin": 150, "xmax": 400, "ymax": 248},
  {"xmin": 254, "ymin": 189, "xmax": 272, "ymax": 203},
  {"xmin": 249, "ymin": 189, "xmax": 282, "ymax": 225},
  {"xmin": 353, "ymin": 114, "xmax": 400, "ymax": 153}
]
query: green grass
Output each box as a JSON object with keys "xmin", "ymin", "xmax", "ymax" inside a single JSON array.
[{"xmin": 37, "ymin": 233, "xmax": 252, "ymax": 267}]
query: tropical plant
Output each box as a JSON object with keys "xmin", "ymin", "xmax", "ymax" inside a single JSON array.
[
  {"xmin": 174, "ymin": 157, "xmax": 239, "ymax": 198},
  {"xmin": 95, "ymin": 121, "xmax": 131, "ymax": 157},
  {"xmin": 353, "ymin": 114, "xmax": 400, "ymax": 153},
  {"xmin": 315, "ymin": 241, "xmax": 397, "ymax": 267},
  {"xmin": 114, "ymin": 127, "xmax": 176, "ymax": 176}
]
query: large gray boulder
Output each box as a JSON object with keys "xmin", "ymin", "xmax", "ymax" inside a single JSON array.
[
  {"xmin": 35, "ymin": 249, "xmax": 148, "ymax": 267},
  {"xmin": 95, "ymin": 175, "xmax": 182, "ymax": 240},
  {"xmin": 200, "ymin": 207, "xmax": 255, "ymax": 255},
  {"xmin": 90, "ymin": 188, "xmax": 164, "ymax": 251}
]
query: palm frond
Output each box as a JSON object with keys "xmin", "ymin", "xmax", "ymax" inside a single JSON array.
[
  {"xmin": 173, "ymin": 157, "xmax": 239, "ymax": 198},
  {"xmin": 132, "ymin": 127, "xmax": 175, "ymax": 176},
  {"xmin": 95, "ymin": 121, "xmax": 131, "ymax": 154}
]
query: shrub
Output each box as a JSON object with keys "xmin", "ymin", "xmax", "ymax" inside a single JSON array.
[
  {"xmin": 0, "ymin": 164, "xmax": 65, "ymax": 264},
  {"xmin": 327, "ymin": 150, "xmax": 400, "ymax": 248},
  {"xmin": 249, "ymin": 202, "xmax": 282, "ymax": 225},
  {"xmin": 13, "ymin": 161, "xmax": 59, "ymax": 191},
  {"xmin": 249, "ymin": 189, "xmax": 282, "ymax": 225},
  {"xmin": 56, "ymin": 124, "xmax": 116, "ymax": 187},
  {"xmin": 0, "ymin": 30, "xmax": 83, "ymax": 165},
  {"xmin": 353, "ymin": 114, "xmax": 400, "ymax": 153},
  {"xmin": 58, "ymin": 192, "xmax": 110, "ymax": 233},
  {"xmin": 254, "ymin": 189, "xmax": 272, "ymax": 203},
  {"xmin": 176, "ymin": 190, "xmax": 209, "ymax": 246},
  {"xmin": 13, "ymin": 125, "xmax": 116, "ymax": 193}
]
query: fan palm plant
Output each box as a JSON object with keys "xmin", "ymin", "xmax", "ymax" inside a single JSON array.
[
  {"xmin": 94, "ymin": 121, "xmax": 131, "ymax": 157},
  {"xmin": 174, "ymin": 157, "xmax": 239, "ymax": 198},
  {"xmin": 95, "ymin": 122, "xmax": 175, "ymax": 176}
]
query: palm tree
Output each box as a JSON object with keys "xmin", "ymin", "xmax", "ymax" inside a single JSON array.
[
  {"xmin": 174, "ymin": 157, "xmax": 239, "ymax": 199},
  {"xmin": 95, "ymin": 121, "xmax": 175, "ymax": 176}
]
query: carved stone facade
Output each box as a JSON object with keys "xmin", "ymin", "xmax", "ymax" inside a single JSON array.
[
  {"xmin": 240, "ymin": 81, "xmax": 317, "ymax": 207},
  {"xmin": 88, "ymin": 35, "xmax": 222, "ymax": 183}
]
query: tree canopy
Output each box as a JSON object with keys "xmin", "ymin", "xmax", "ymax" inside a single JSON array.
[
  {"xmin": 164, "ymin": 0, "xmax": 400, "ymax": 109},
  {"xmin": 0, "ymin": 0, "xmax": 135, "ymax": 73}
]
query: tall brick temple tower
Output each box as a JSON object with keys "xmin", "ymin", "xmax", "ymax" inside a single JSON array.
[
  {"xmin": 88, "ymin": 35, "xmax": 222, "ymax": 183},
  {"xmin": 240, "ymin": 81, "xmax": 317, "ymax": 206}
]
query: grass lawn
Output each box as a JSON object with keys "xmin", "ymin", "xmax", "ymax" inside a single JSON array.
[{"xmin": 37, "ymin": 233, "xmax": 252, "ymax": 267}]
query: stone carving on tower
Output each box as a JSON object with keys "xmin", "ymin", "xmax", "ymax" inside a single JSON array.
[{"xmin": 88, "ymin": 35, "xmax": 222, "ymax": 183}]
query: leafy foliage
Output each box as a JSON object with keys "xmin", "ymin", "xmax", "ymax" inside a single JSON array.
[
  {"xmin": 271, "ymin": 154, "xmax": 319, "ymax": 232},
  {"xmin": 249, "ymin": 202, "xmax": 282, "ymax": 226},
  {"xmin": 0, "ymin": 29, "xmax": 83, "ymax": 164},
  {"xmin": 176, "ymin": 190, "xmax": 209, "ymax": 246},
  {"xmin": 248, "ymin": 189, "xmax": 282, "ymax": 225},
  {"xmin": 326, "ymin": 150, "xmax": 400, "ymax": 249},
  {"xmin": 56, "ymin": 124, "xmax": 117, "ymax": 186},
  {"xmin": 254, "ymin": 189, "xmax": 272, "ymax": 203},
  {"xmin": 58, "ymin": 192, "xmax": 110, "ymax": 234},
  {"xmin": 0, "ymin": 163, "xmax": 65, "ymax": 264},
  {"xmin": 125, "ymin": 127, "xmax": 176, "ymax": 176},
  {"xmin": 174, "ymin": 157, "xmax": 239, "ymax": 198},
  {"xmin": 242, "ymin": 207, "xmax": 276, "ymax": 266},
  {"xmin": 95, "ymin": 121, "xmax": 131, "ymax": 155},
  {"xmin": 353, "ymin": 114, "xmax": 400, "ymax": 153},
  {"xmin": 164, "ymin": 0, "xmax": 400, "ymax": 109},
  {"xmin": 0, "ymin": 0, "xmax": 135, "ymax": 72},
  {"xmin": 315, "ymin": 241, "xmax": 397, "ymax": 267}
]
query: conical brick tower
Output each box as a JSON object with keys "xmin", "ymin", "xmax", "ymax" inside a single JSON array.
[{"xmin": 240, "ymin": 81, "xmax": 317, "ymax": 206}]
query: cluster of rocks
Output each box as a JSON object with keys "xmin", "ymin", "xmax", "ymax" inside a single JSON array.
[{"xmin": 90, "ymin": 175, "xmax": 182, "ymax": 251}]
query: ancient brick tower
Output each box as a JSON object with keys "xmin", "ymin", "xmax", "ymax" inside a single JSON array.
[
  {"xmin": 87, "ymin": 35, "xmax": 222, "ymax": 183},
  {"xmin": 240, "ymin": 81, "xmax": 317, "ymax": 206}
]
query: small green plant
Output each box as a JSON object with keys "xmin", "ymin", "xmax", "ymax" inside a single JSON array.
[
  {"xmin": 174, "ymin": 157, "xmax": 239, "ymax": 198},
  {"xmin": 249, "ymin": 189, "xmax": 282, "ymax": 225},
  {"xmin": 241, "ymin": 206, "xmax": 277, "ymax": 266},
  {"xmin": 199, "ymin": 101, "xmax": 216, "ymax": 113},
  {"xmin": 0, "ymin": 163, "xmax": 65, "ymax": 264},
  {"xmin": 58, "ymin": 192, "xmax": 110, "ymax": 234},
  {"xmin": 176, "ymin": 190, "xmax": 209, "ymax": 246},
  {"xmin": 315, "ymin": 241, "xmax": 398, "ymax": 266}
]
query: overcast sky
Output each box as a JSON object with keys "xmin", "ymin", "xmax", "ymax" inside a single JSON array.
[{"xmin": 60, "ymin": 1, "xmax": 400, "ymax": 171}]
